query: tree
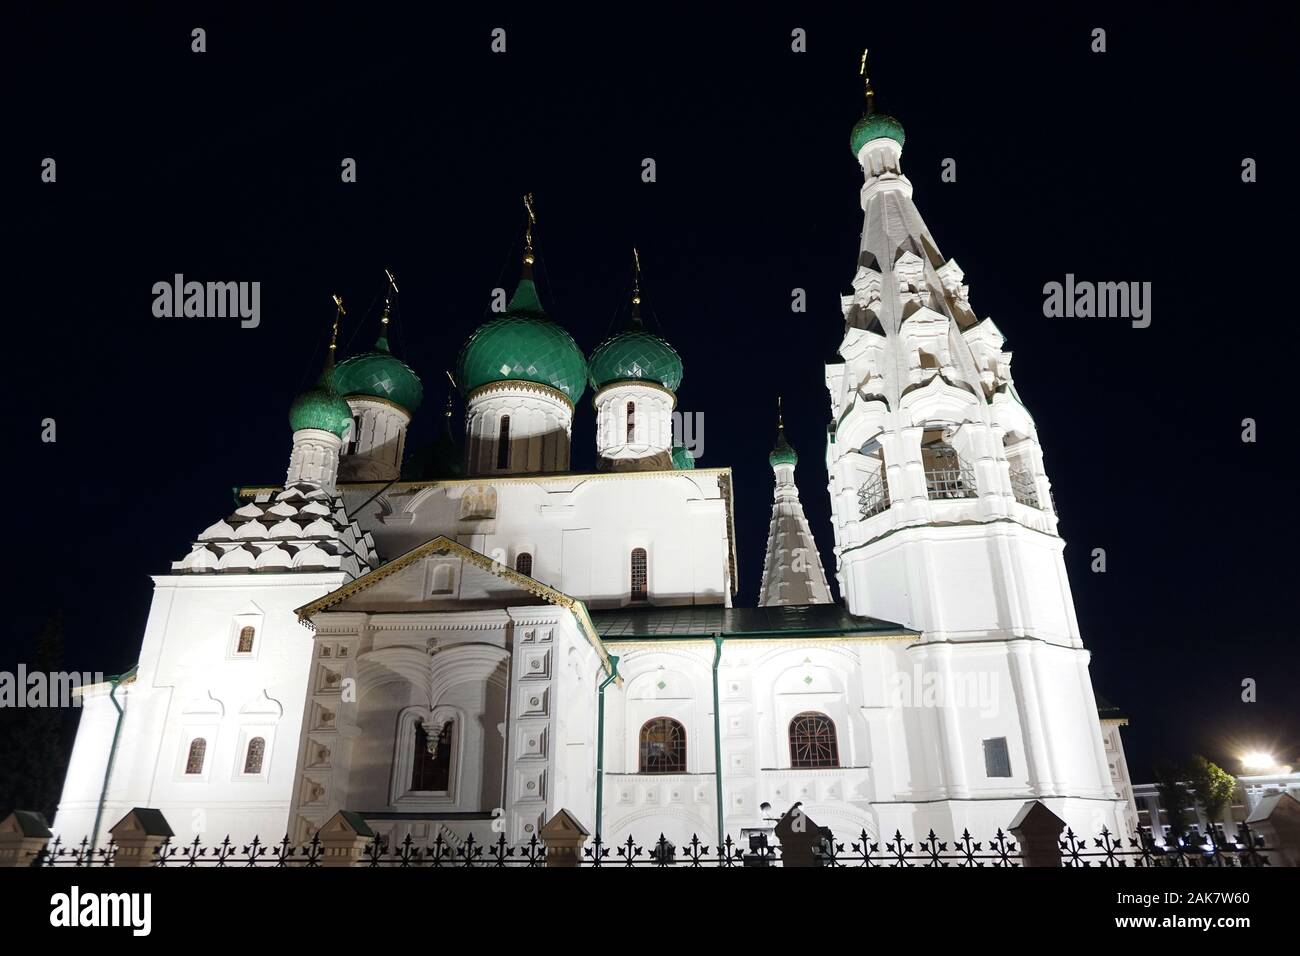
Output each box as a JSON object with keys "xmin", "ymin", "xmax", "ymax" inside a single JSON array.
[
  {"xmin": 1153, "ymin": 759, "xmax": 1192, "ymax": 834},
  {"xmin": 0, "ymin": 612, "xmax": 69, "ymax": 820},
  {"xmin": 1187, "ymin": 755, "xmax": 1237, "ymax": 824}
]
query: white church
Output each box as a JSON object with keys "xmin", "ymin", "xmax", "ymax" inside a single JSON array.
[{"xmin": 52, "ymin": 75, "xmax": 1138, "ymax": 855}]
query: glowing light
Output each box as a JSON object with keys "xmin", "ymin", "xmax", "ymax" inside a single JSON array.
[{"xmin": 1241, "ymin": 752, "xmax": 1276, "ymax": 772}]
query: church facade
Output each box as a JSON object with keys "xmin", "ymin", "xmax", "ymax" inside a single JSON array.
[{"xmin": 52, "ymin": 86, "xmax": 1137, "ymax": 855}]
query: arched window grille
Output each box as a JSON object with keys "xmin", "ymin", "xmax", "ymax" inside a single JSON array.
[
  {"xmin": 639, "ymin": 717, "xmax": 686, "ymax": 774},
  {"xmin": 243, "ymin": 736, "xmax": 266, "ymax": 774},
  {"xmin": 789, "ymin": 712, "xmax": 840, "ymax": 768},
  {"xmin": 237, "ymin": 626, "xmax": 256, "ymax": 654},
  {"xmin": 921, "ymin": 431, "xmax": 977, "ymax": 500},
  {"xmin": 185, "ymin": 738, "xmax": 207, "ymax": 775},
  {"xmin": 497, "ymin": 416, "xmax": 511, "ymax": 470},
  {"xmin": 515, "ymin": 552, "xmax": 533, "ymax": 577},
  {"xmin": 626, "ymin": 401, "xmax": 636, "ymax": 443},
  {"xmin": 630, "ymin": 548, "xmax": 648, "ymax": 602},
  {"xmin": 412, "ymin": 719, "xmax": 453, "ymax": 791}
]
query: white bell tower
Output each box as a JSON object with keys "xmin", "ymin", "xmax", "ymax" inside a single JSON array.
[{"xmin": 823, "ymin": 55, "xmax": 1125, "ymax": 837}]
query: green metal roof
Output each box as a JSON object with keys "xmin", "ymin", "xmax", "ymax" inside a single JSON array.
[
  {"xmin": 769, "ymin": 425, "xmax": 798, "ymax": 467},
  {"xmin": 333, "ymin": 337, "xmax": 424, "ymax": 413},
  {"xmin": 457, "ymin": 278, "xmax": 588, "ymax": 403},
  {"xmin": 671, "ymin": 444, "xmax": 695, "ymax": 470},
  {"xmin": 288, "ymin": 376, "xmax": 353, "ymax": 437},
  {"xmin": 850, "ymin": 111, "xmax": 905, "ymax": 155},
  {"xmin": 589, "ymin": 324, "xmax": 683, "ymax": 392},
  {"xmin": 589, "ymin": 604, "xmax": 911, "ymax": 641}
]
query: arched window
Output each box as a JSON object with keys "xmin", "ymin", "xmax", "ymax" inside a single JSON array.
[
  {"xmin": 921, "ymin": 429, "xmax": 976, "ymax": 500},
  {"xmin": 789, "ymin": 712, "xmax": 839, "ymax": 768},
  {"xmin": 243, "ymin": 736, "xmax": 266, "ymax": 774},
  {"xmin": 185, "ymin": 738, "xmax": 207, "ymax": 775},
  {"xmin": 515, "ymin": 552, "xmax": 533, "ymax": 577},
  {"xmin": 639, "ymin": 717, "xmax": 686, "ymax": 774},
  {"xmin": 236, "ymin": 626, "xmax": 256, "ymax": 654},
  {"xmin": 497, "ymin": 416, "xmax": 511, "ymax": 470},
  {"xmin": 412, "ymin": 719, "xmax": 453, "ymax": 791},
  {"xmin": 346, "ymin": 415, "xmax": 362, "ymax": 456},
  {"xmin": 630, "ymin": 548, "xmax": 648, "ymax": 602},
  {"xmin": 626, "ymin": 401, "xmax": 636, "ymax": 443}
]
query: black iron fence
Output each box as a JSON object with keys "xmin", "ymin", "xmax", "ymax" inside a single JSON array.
[{"xmin": 27, "ymin": 821, "xmax": 1273, "ymax": 868}]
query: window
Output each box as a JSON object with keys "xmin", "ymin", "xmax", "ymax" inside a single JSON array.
[
  {"xmin": 922, "ymin": 430, "xmax": 977, "ymax": 500},
  {"xmin": 515, "ymin": 552, "xmax": 533, "ymax": 577},
  {"xmin": 630, "ymin": 548, "xmax": 648, "ymax": 602},
  {"xmin": 639, "ymin": 718, "xmax": 686, "ymax": 774},
  {"xmin": 497, "ymin": 416, "xmax": 511, "ymax": 470},
  {"xmin": 626, "ymin": 401, "xmax": 636, "ymax": 443},
  {"xmin": 983, "ymin": 737, "xmax": 1012, "ymax": 777},
  {"xmin": 236, "ymin": 626, "xmax": 256, "ymax": 654},
  {"xmin": 789, "ymin": 712, "xmax": 840, "ymax": 768},
  {"xmin": 346, "ymin": 415, "xmax": 362, "ymax": 455},
  {"xmin": 412, "ymin": 719, "xmax": 453, "ymax": 791},
  {"xmin": 185, "ymin": 738, "xmax": 207, "ymax": 775},
  {"xmin": 243, "ymin": 736, "xmax": 266, "ymax": 774}
]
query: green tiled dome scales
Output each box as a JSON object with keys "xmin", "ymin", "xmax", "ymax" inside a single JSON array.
[
  {"xmin": 456, "ymin": 272, "xmax": 588, "ymax": 405},
  {"xmin": 332, "ymin": 304, "xmax": 424, "ymax": 413}
]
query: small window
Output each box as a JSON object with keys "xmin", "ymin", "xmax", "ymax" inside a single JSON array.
[
  {"xmin": 983, "ymin": 737, "xmax": 1011, "ymax": 777},
  {"xmin": 346, "ymin": 415, "xmax": 362, "ymax": 455},
  {"xmin": 243, "ymin": 736, "xmax": 266, "ymax": 774},
  {"xmin": 639, "ymin": 718, "xmax": 686, "ymax": 774},
  {"xmin": 630, "ymin": 548, "xmax": 648, "ymax": 602},
  {"xmin": 236, "ymin": 626, "xmax": 256, "ymax": 654},
  {"xmin": 789, "ymin": 712, "xmax": 840, "ymax": 768},
  {"xmin": 412, "ymin": 720, "xmax": 453, "ymax": 791},
  {"xmin": 515, "ymin": 552, "xmax": 533, "ymax": 577},
  {"xmin": 497, "ymin": 416, "xmax": 511, "ymax": 470},
  {"xmin": 185, "ymin": 738, "xmax": 207, "ymax": 775},
  {"xmin": 626, "ymin": 401, "xmax": 636, "ymax": 443}
]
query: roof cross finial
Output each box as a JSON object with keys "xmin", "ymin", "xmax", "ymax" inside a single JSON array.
[
  {"xmin": 777, "ymin": 395, "xmax": 784, "ymax": 428},
  {"xmin": 632, "ymin": 247, "xmax": 642, "ymax": 305},
  {"xmin": 860, "ymin": 48, "xmax": 875, "ymax": 114},
  {"xmin": 523, "ymin": 193, "xmax": 537, "ymax": 266},
  {"xmin": 381, "ymin": 267, "xmax": 399, "ymax": 329},
  {"xmin": 324, "ymin": 294, "xmax": 345, "ymax": 373}
]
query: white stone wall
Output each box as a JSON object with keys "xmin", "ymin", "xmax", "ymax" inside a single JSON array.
[
  {"xmin": 338, "ymin": 397, "xmax": 410, "ymax": 482},
  {"xmin": 343, "ymin": 471, "xmax": 734, "ymax": 610},
  {"xmin": 52, "ymin": 573, "xmax": 344, "ymax": 847},
  {"xmin": 464, "ymin": 383, "xmax": 573, "ymax": 475},
  {"xmin": 592, "ymin": 382, "xmax": 675, "ymax": 468}
]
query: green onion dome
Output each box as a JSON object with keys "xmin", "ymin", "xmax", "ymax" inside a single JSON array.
[
  {"xmin": 333, "ymin": 327, "xmax": 424, "ymax": 413},
  {"xmin": 588, "ymin": 309, "xmax": 683, "ymax": 393},
  {"xmin": 289, "ymin": 371, "xmax": 353, "ymax": 438},
  {"xmin": 769, "ymin": 423, "xmax": 798, "ymax": 467},
  {"xmin": 850, "ymin": 111, "xmax": 905, "ymax": 155},
  {"xmin": 671, "ymin": 444, "xmax": 695, "ymax": 470},
  {"xmin": 456, "ymin": 276, "xmax": 588, "ymax": 405}
]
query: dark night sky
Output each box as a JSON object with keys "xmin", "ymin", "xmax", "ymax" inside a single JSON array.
[{"xmin": 5, "ymin": 4, "xmax": 1297, "ymax": 782}]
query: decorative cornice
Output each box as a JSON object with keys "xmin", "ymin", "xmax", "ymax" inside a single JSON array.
[
  {"xmin": 591, "ymin": 378, "xmax": 677, "ymax": 406},
  {"xmin": 293, "ymin": 535, "xmax": 615, "ymax": 678},
  {"xmin": 465, "ymin": 378, "xmax": 573, "ymax": 410}
]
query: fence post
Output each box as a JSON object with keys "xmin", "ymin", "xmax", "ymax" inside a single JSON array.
[
  {"xmin": 774, "ymin": 802, "xmax": 833, "ymax": 867},
  {"xmin": 540, "ymin": 809, "xmax": 590, "ymax": 867},
  {"xmin": 1245, "ymin": 792, "xmax": 1300, "ymax": 867},
  {"xmin": 317, "ymin": 810, "xmax": 375, "ymax": 867},
  {"xmin": 0, "ymin": 811, "xmax": 52, "ymax": 867},
  {"xmin": 1008, "ymin": 800, "xmax": 1066, "ymax": 867},
  {"xmin": 109, "ymin": 808, "xmax": 173, "ymax": 867}
]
